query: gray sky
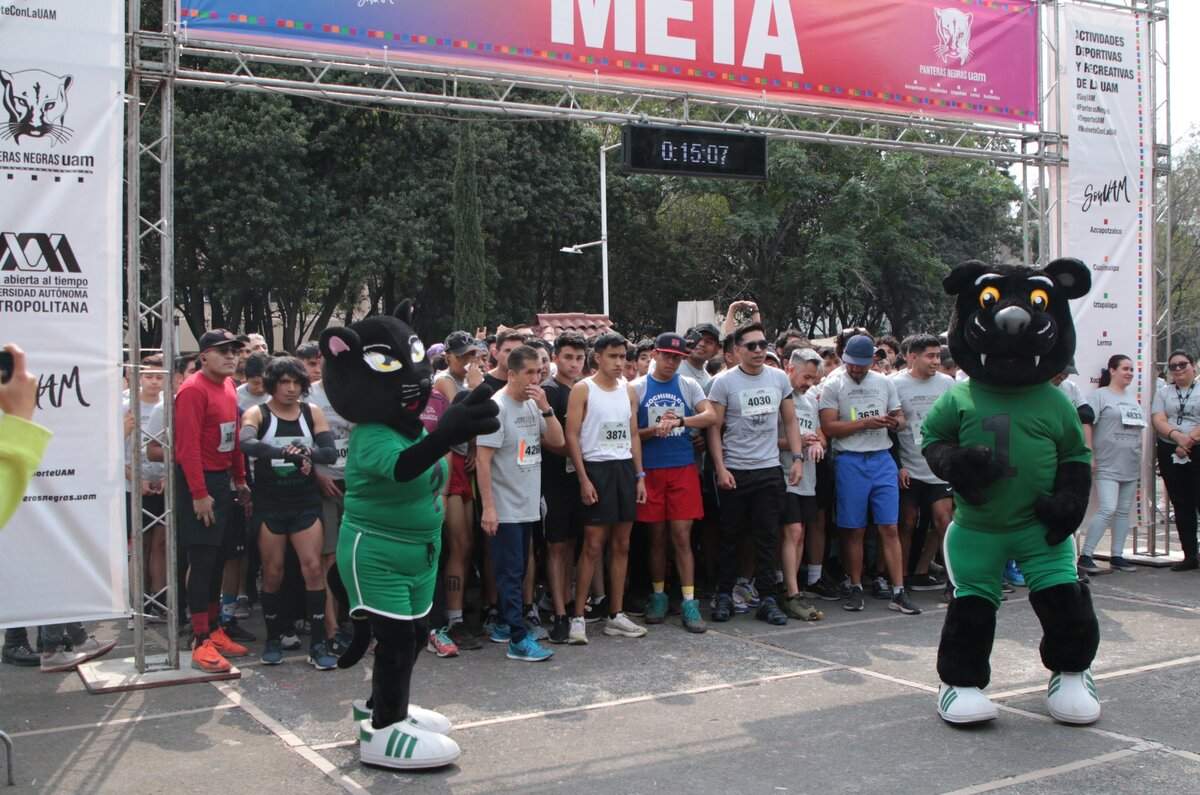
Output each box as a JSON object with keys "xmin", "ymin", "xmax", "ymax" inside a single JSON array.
[{"xmin": 1169, "ymin": 2, "xmax": 1197, "ymax": 150}]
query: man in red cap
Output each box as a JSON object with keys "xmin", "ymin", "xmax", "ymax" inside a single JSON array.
[
  {"xmin": 634, "ymin": 333, "xmax": 719, "ymax": 632},
  {"xmin": 175, "ymin": 329, "xmax": 252, "ymax": 672}
]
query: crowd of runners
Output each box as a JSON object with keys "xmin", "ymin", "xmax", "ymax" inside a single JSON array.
[{"xmin": 3, "ymin": 300, "xmax": 1188, "ymax": 673}]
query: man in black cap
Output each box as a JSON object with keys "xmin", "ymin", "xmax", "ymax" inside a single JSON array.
[
  {"xmin": 634, "ymin": 333, "xmax": 719, "ymax": 632},
  {"xmin": 175, "ymin": 329, "xmax": 253, "ymax": 672},
  {"xmin": 680, "ymin": 323, "xmax": 721, "ymax": 394}
]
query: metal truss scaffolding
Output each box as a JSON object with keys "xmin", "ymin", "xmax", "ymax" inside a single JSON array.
[{"xmin": 122, "ymin": 0, "xmax": 1171, "ymax": 678}]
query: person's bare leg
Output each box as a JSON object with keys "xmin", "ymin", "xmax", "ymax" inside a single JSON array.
[
  {"xmin": 899, "ymin": 497, "xmax": 920, "ymax": 576},
  {"xmin": 443, "ymin": 495, "xmax": 473, "ymax": 615},
  {"xmin": 574, "ymin": 526, "xmax": 607, "ymax": 616},
  {"xmin": 607, "ymin": 523, "xmax": 634, "ymax": 615},
  {"xmin": 781, "ymin": 522, "xmax": 805, "ymax": 597},
  {"xmin": 547, "ymin": 541, "xmax": 572, "ymax": 615},
  {"xmin": 916, "ymin": 500, "xmax": 954, "ymax": 574},
  {"xmin": 648, "ymin": 521, "xmax": 668, "ymax": 587},
  {"xmin": 878, "ymin": 524, "xmax": 905, "ymax": 588},
  {"xmin": 845, "ymin": 528, "xmax": 866, "ymax": 586},
  {"xmin": 668, "ymin": 520, "xmax": 695, "ymax": 589}
]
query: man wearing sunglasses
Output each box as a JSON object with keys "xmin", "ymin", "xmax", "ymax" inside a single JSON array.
[
  {"xmin": 706, "ymin": 323, "xmax": 806, "ymax": 626},
  {"xmin": 819, "ymin": 334, "xmax": 919, "ymax": 616}
]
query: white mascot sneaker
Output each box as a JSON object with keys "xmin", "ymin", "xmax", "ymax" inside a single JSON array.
[
  {"xmin": 359, "ymin": 718, "xmax": 461, "ymax": 769},
  {"xmin": 937, "ymin": 683, "xmax": 999, "ymax": 725},
  {"xmin": 1046, "ymin": 670, "xmax": 1101, "ymax": 725},
  {"xmin": 352, "ymin": 700, "xmax": 453, "ymax": 734}
]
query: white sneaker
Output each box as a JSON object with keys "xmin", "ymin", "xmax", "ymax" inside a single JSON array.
[
  {"xmin": 351, "ymin": 700, "xmax": 453, "ymax": 734},
  {"xmin": 936, "ymin": 683, "xmax": 998, "ymax": 725},
  {"xmin": 281, "ymin": 633, "xmax": 301, "ymax": 650},
  {"xmin": 1046, "ymin": 670, "xmax": 1101, "ymax": 725},
  {"xmin": 40, "ymin": 648, "xmax": 90, "ymax": 673},
  {"xmin": 358, "ymin": 718, "xmax": 460, "ymax": 769},
  {"xmin": 568, "ymin": 616, "xmax": 588, "ymax": 645},
  {"xmin": 603, "ymin": 612, "xmax": 647, "ymax": 638}
]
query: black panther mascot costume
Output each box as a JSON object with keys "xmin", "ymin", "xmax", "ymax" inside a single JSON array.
[
  {"xmin": 319, "ymin": 302, "xmax": 498, "ymax": 768},
  {"xmin": 921, "ymin": 258, "xmax": 1102, "ymax": 726}
]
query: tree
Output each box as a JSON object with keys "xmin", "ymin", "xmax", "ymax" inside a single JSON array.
[{"xmin": 451, "ymin": 124, "xmax": 494, "ymax": 331}]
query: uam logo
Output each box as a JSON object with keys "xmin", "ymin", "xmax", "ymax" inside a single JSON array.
[
  {"xmin": 0, "ymin": 68, "xmax": 73, "ymax": 147},
  {"xmin": 934, "ymin": 8, "xmax": 973, "ymax": 67},
  {"xmin": 0, "ymin": 233, "xmax": 82, "ymax": 273}
]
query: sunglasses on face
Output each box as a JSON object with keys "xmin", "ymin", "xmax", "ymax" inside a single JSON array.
[
  {"xmin": 741, "ymin": 340, "xmax": 768, "ymax": 352},
  {"xmin": 1169, "ymin": 362, "xmax": 1191, "ymax": 371}
]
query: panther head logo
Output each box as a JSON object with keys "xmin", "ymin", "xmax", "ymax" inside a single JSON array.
[
  {"xmin": 0, "ymin": 68, "xmax": 73, "ymax": 147},
  {"xmin": 934, "ymin": 8, "xmax": 973, "ymax": 67}
]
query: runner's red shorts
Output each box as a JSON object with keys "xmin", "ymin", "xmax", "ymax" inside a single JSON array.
[
  {"xmin": 447, "ymin": 451, "xmax": 473, "ymax": 499},
  {"xmin": 636, "ymin": 465, "xmax": 704, "ymax": 523}
]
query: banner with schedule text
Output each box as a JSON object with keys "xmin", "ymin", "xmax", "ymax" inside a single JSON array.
[
  {"xmin": 181, "ymin": 0, "xmax": 1039, "ymax": 125},
  {"xmin": 1062, "ymin": 5, "xmax": 1152, "ymax": 408},
  {"xmin": 0, "ymin": 2, "xmax": 127, "ymax": 628}
]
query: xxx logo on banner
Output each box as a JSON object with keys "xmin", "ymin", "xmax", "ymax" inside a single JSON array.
[{"xmin": 0, "ymin": 233, "xmax": 82, "ymax": 272}]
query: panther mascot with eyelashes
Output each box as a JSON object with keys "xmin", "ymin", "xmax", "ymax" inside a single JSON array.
[
  {"xmin": 920, "ymin": 258, "xmax": 1102, "ymax": 726},
  {"xmin": 319, "ymin": 301, "xmax": 499, "ymax": 769}
]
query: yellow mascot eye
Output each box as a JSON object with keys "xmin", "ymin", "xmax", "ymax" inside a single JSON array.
[
  {"xmin": 978, "ymin": 286, "xmax": 1000, "ymax": 309},
  {"xmin": 363, "ymin": 351, "xmax": 404, "ymax": 373},
  {"xmin": 1030, "ymin": 289, "xmax": 1050, "ymax": 311}
]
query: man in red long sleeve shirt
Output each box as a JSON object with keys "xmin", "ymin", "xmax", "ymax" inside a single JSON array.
[{"xmin": 174, "ymin": 330, "xmax": 253, "ymax": 673}]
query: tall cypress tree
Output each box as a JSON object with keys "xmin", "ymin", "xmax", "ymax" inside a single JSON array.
[{"xmin": 452, "ymin": 124, "xmax": 492, "ymax": 331}]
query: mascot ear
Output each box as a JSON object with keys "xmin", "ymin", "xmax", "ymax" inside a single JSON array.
[
  {"xmin": 319, "ymin": 326, "xmax": 361, "ymax": 361},
  {"xmin": 1044, "ymin": 258, "xmax": 1091, "ymax": 299},
  {"xmin": 393, "ymin": 300, "xmax": 416, "ymax": 327},
  {"xmin": 943, "ymin": 260, "xmax": 989, "ymax": 296}
]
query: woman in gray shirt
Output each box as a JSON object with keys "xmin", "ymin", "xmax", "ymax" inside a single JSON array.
[
  {"xmin": 1079, "ymin": 356, "xmax": 1144, "ymax": 574},
  {"xmin": 1150, "ymin": 350, "xmax": 1200, "ymax": 570}
]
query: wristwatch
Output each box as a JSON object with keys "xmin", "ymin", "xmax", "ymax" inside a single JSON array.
[{"xmin": 541, "ymin": 409, "xmax": 554, "ymax": 418}]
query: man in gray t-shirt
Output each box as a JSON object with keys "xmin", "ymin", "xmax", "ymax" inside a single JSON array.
[
  {"xmin": 891, "ymin": 335, "xmax": 955, "ymax": 591},
  {"xmin": 476, "ymin": 346, "xmax": 563, "ymax": 658},
  {"xmin": 705, "ymin": 324, "xmax": 805, "ymax": 625},
  {"xmin": 819, "ymin": 334, "xmax": 918, "ymax": 615}
]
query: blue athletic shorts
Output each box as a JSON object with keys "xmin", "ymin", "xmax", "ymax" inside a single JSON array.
[{"xmin": 834, "ymin": 450, "xmax": 900, "ymax": 528}]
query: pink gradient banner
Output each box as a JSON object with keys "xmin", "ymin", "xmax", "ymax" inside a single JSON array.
[{"xmin": 182, "ymin": 0, "xmax": 1039, "ymax": 125}]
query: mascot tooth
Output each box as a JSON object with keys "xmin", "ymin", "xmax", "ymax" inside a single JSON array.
[
  {"xmin": 921, "ymin": 258, "xmax": 1102, "ymax": 727},
  {"xmin": 318, "ymin": 301, "xmax": 500, "ymax": 769}
]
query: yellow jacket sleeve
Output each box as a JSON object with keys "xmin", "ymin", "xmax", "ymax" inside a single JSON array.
[{"xmin": 0, "ymin": 413, "xmax": 53, "ymax": 528}]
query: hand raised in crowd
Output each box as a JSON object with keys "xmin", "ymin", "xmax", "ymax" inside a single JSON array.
[
  {"xmin": 465, "ymin": 361, "xmax": 483, "ymax": 389},
  {"xmin": 0, "ymin": 344, "xmax": 39, "ymax": 421}
]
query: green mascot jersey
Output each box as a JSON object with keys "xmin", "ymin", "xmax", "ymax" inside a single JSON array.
[
  {"xmin": 922, "ymin": 381, "xmax": 1091, "ymax": 533},
  {"xmin": 342, "ymin": 423, "xmax": 447, "ymax": 542}
]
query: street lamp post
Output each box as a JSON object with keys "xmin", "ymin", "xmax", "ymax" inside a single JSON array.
[{"xmin": 561, "ymin": 141, "xmax": 622, "ymax": 317}]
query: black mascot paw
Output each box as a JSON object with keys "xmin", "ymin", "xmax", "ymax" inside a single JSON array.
[
  {"xmin": 438, "ymin": 385, "xmax": 501, "ymax": 446},
  {"xmin": 939, "ymin": 444, "xmax": 1008, "ymax": 506},
  {"xmin": 337, "ymin": 617, "xmax": 373, "ymax": 669},
  {"xmin": 1035, "ymin": 461, "xmax": 1092, "ymax": 546}
]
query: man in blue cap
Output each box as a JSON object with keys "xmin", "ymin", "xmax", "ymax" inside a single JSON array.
[{"xmin": 818, "ymin": 334, "xmax": 920, "ymax": 615}]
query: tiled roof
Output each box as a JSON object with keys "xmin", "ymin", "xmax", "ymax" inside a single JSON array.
[{"xmin": 534, "ymin": 313, "xmax": 614, "ymax": 340}]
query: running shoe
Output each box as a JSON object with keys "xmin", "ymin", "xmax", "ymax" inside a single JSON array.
[
  {"xmin": 208, "ymin": 627, "xmax": 249, "ymax": 658},
  {"xmin": 644, "ymin": 592, "xmax": 669, "ymax": 624},
  {"xmin": 624, "ymin": 594, "xmax": 647, "ymax": 618},
  {"xmin": 482, "ymin": 606, "xmax": 499, "ymax": 635},
  {"xmin": 603, "ymin": 612, "xmax": 647, "ymax": 638},
  {"xmin": 190, "ymin": 638, "xmax": 231, "ymax": 673},
  {"xmin": 733, "ymin": 578, "xmax": 761, "ymax": 610},
  {"xmin": 309, "ymin": 641, "xmax": 338, "ymax": 670},
  {"xmin": 1171, "ymin": 557, "xmax": 1199, "ymax": 571},
  {"xmin": 906, "ymin": 572, "xmax": 946, "ymax": 591},
  {"xmin": 1003, "ymin": 560, "xmax": 1026, "ymax": 587},
  {"xmin": 871, "ymin": 576, "xmax": 892, "ymax": 600},
  {"xmin": 1000, "ymin": 580, "xmax": 1015, "ymax": 595},
  {"xmin": 1077, "ymin": 555, "xmax": 1103, "ymax": 575},
  {"xmin": 234, "ymin": 595, "xmax": 252, "ymax": 620},
  {"xmin": 39, "ymin": 647, "xmax": 90, "ymax": 673},
  {"xmin": 426, "ymin": 628, "xmax": 459, "ymax": 658},
  {"xmin": 584, "ymin": 595, "xmax": 608, "ymax": 624},
  {"xmin": 783, "ymin": 595, "xmax": 824, "ymax": 621},
  {"xmin": 2, "ymin": 641, "xmax": 39, "ymax": 667},
  {"xmin": 507, "ymin": 635, "xmax": 554, "ymax": 662},
  {"xmin": 568, "ymin": 616, "xmax": 588, "ymax": 645},
  {"xmin": 221, "ymin": 617, "xmax": 256, "ymax": 643},
  {"xmin": 755, "ymin": 596, "xmax": 788, "ymax": 626},
  {"xmin": 525, "ymin": 612, "xmax": 549, "ymax": 641},
  {"xmin": 681, "ymin": 599, "xmax": 707, "ymax": 633},
  {"xmin": 329, "ymin": 627, "xmax": 354, "ymax": 656},
  {"xmin": 804, "ymin": 578, "xmax": 843, "ymax": 602},
  {"xmin": 711, "ymin": 592, "xmax": 734, "ymax": 622},
  {"xmin": 548, "ymin": 615, "xmax": 570, "ymax": 644},
  {"xmin": 261, "ymin": 638, "xmax": 284, "ymax": 665},
  {"xmin": 889, "ymin": 589, "xmax": 922, "ymax": 615},
  {"xmin": 844, "ymin": 586, "xmax": 865, "ymax": 612},
  {"xmin": 536, "ymin": 591, "xmax": 555, "ymax": 615},
  {"xmin": 281, "ymin": 633, "xmax": 302, "ymax": 650},
  {"xmin": 446, "ymin": 621, "xmax": 483, "ymax": 651},
  {"xmin": 489, "ymin": 624, "xmax": 511, "ymax": 644},
  {"xmin": 1109, "ymin": 556, "xmax": 1137, "ymax": 572}
]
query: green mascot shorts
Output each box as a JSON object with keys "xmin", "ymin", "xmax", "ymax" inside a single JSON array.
[
  {"xmin": 337, "ymin": 524, "xmax": 441, "ymax": 620},
  {"xmin": 945, "ymin": 521, "xmax": 1079, "ymax": 609}
]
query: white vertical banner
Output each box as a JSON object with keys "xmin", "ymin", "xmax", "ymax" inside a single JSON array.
[
  {"xmin": 1062, "ymin": 4, "xmax": 1152, "ymax": 405},
  {"xmin": 0, "ymin": 2, "xmax": 126, "ymax": 627}
]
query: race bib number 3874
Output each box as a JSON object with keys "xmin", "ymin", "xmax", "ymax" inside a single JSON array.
[{"xmin": 599, "ymin": 421, "xmax": 631, "ymax": 451}]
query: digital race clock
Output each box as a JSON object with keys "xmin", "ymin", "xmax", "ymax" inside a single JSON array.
[{"xmin": 621, "ymin": 125, "xmax": 768, "ymax": 180}]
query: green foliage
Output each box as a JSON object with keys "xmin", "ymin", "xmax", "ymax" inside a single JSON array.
[{"xmin": 164, "ymin": 89, "xmax": 1024, "ymax": 347}]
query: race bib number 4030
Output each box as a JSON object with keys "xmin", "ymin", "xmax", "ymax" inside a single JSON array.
[{"xmin": 739, "ymin": 388, "xmax": 775, "ymax": 417}]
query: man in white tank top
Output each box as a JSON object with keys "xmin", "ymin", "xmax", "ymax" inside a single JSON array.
[{"xmin": 565, "ymin": 332, "xmax": 648, "ymax": 645}]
